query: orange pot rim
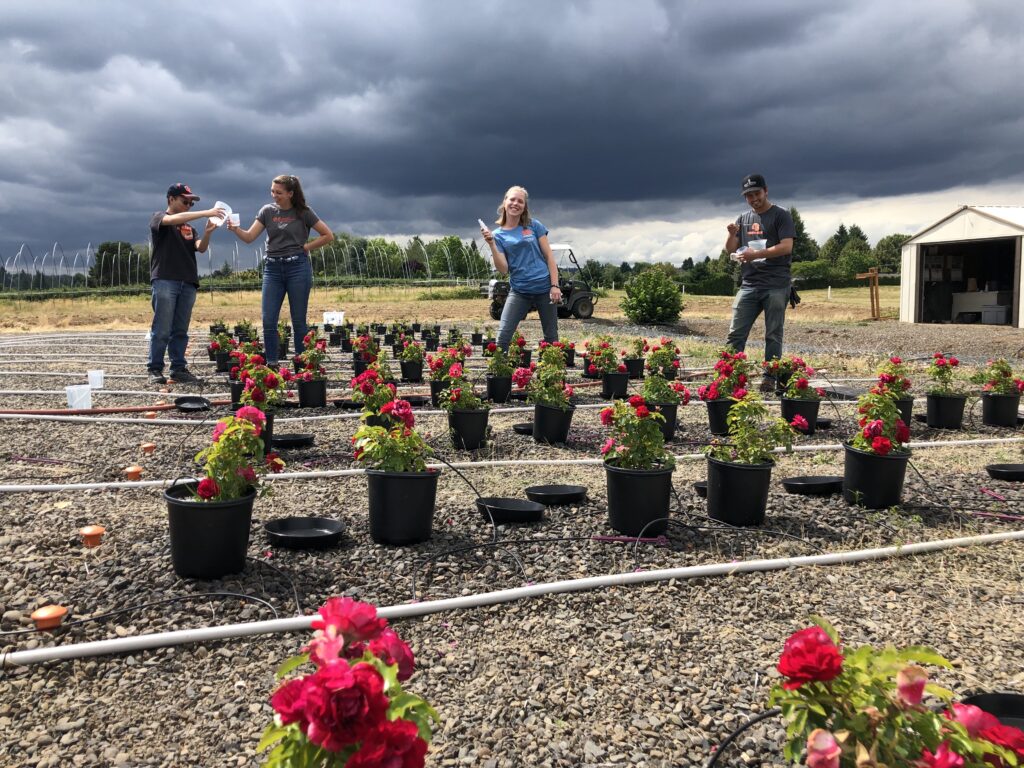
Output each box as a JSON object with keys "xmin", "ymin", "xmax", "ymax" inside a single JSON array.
[{"xmin": 31, "ymin": 605, "xmax": 68, "ymax": 630}]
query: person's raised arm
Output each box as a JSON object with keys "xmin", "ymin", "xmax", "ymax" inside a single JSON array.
[
  {"xmin": 162, "ymin": 206, "xmax": 225, "ymax": 227},
  {"xmin": 481, "ymin": 228, "xmax": 509, "ymax": 275},
  {"xmin": 195, "ymin": 218, "xmax": 217, "ymax": 254},
  {"xmin": 538, "ymin": 235, "xmax": 562, "ymax": 303},
  {"xmin": 725, "ymin": 220, "xmax": 741, "ymax": 254},
  {"xmin": 303, "ymin": 220, "xmax": 333, "ymax": 253},
  {"xmin": 227, "ymin": 218, "xmax": 265, "ymax": 244}
]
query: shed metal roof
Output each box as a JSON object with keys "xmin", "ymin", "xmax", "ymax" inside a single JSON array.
[{"xmin": 906, "ymin": 205, "xmax": 1024, "ymax": 245}]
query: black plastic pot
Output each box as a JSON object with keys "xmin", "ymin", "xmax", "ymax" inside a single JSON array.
[
  {"xmin": 297, "ymin": 378, "xmax": 328, "ymax": 408},
  {"xmin": 328, "ymin": 332, "xmax": 342, "ymax": 347},
  {"xmin": 926, "ymin": 393, "xmax": 966, "ymax": 429},
  {"xmin": 486, "ymin": 374, "xmax": 512, "ymax": 403},
  {"xmin": 341, "ymin": 338, "xmax": 353, "ymax": 353},
  {"xmin": 563, "ymin": 348, "xmax": 575, "ymax": 367},
  {"xmin": 649, "ymin": 402, "xmax": 678, "ymax": 443},
  {"xmin": 896, "ymin": 396, "xmax": 914, "ymax": 425},
  {"xmin": 471, "ymin": 333, "xmax": 483, "ymax": 345},
  {"xmin": 447, "ymin": 408, "xmax": 490, "ymax": 450},
  {"xmin": 705, "ymin": 398, "xmax": 735, "ymax": 436},
  {"xmin": 353, "ymin": 359, "xmax": 369, "ymax": 378},
  {"xmin": 605, "ymin": 462, "xmax": 673, "ymax": 536},
  {"xmin": 366, "ymin": 469, "xmax": 439, "ymax": 545},
  {"xmin": 624, "ymin": 357, "xmax": 644, "ymax": 379},
  {"xmin": 425, "ymin": 339, "xmax": 438, "ymax": 352},
  {"xmin": 207, "ymin": 349, "xmax": 217, "ymax": 361},
  {"xmin": 215, "ymin": 351, "xmax": 232, "ymax": 373},
  {"xmin": 230, "ymin": 380, "xmax": 244, "ymax": 407},
  {"xmin": 706, "ymin": 456, "xmax": 773, "ymax": 526},
  {"xmin": 429, "ymin": 379, "xmax": 447, "ymax": 407},
  {"xmin": 400, "ymin": 360, "xmax": 423, "ymax": 383},
  {"xmin": 165, "ymin": 482, "xmax": 256, "ymax": 579},
  {"xmin": 533, "ymin": 403, "xmax": 574, "ymax": 444},
  {"xmin": 842, "ymin": 443, "xmax": 910, "ymax": 509},
  {"xmin": 982, "ymin": 393, "xmax": 1020, "ymax": 428},
  {"xmin": 517, "ymin": 349, "xmax": 532, "ymax": 367},
  {"xmin": 411, "ymin": 323, "xmax": 421, "ymax": 333},
  {"xmin": 581, "ymin": 356, "xmax": 600, "ymax": 379},
  {"xmin": 263, "ymin": 411, "xmax": 275, "ymax": 449},
  {"xmin": 780, "ymin": 397, "xmax": 821, "ymax": 435},
  {"xmin": 601, "ymin": 372, "xmax": 629, "ymax": 400}
]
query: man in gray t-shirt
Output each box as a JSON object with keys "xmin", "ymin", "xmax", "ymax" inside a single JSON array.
[{"xmin": 724, "ymin": 173, "xmax": 796, "ymax": 369}]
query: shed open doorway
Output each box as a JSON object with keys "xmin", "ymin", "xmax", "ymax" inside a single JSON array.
[{"xmin": 917, "ymin": 237, "xmax": 1016, "ymax": 324}]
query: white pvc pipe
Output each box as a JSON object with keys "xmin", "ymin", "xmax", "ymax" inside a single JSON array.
[
  {"xmin": 4, "ymin": 529, "xmax": 1022, "ymax": 667},
  {"xmin": 2, "ymin": 436, "xmax": 1023, "ymax": 493}
]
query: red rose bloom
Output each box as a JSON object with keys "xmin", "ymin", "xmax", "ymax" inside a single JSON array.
[
  {"xmin": 872, "ymin": 436, "xmax": 892, "ymax": 455},
  {"xmin": 346, "ymin": 718, "xmax": 428, "ymax": 768},
  {"xmin": 303, "ymin": 662, "xmax": 389, "ymax": 752},
  {"xmin": 196, "ymin": 477, "xmax": 220, "ymax": 499},
  {"xmin": 600, "ymin": 407, "xmax": 614, "ymax": 426},
  {"xmin": 777, "ymin": 626, "xmax": 843, "ymax": 690},
  {"xmin": 634, "ymin": 405, "xmax": 650, "ymax": 419},
  {"xmin": 628, "ymin": 395, "xmax": 645, "ymax": 408}
]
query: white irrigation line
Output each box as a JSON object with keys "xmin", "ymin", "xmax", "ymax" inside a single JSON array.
[
  {"xmin": 4, "ymin": 529, "xmax": 1023, "ymax": 667},
  {"xmin": 0, "ymin": 390, "xmax": 234, "ymax": 398},
  {"xmin": 2, "ymin": 436, "xmax": 1023, "ymax": 493}
]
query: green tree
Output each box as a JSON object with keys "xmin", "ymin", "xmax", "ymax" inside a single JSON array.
[
  {"xmin": 873, "ymin": 233, "xmax": 911, "ymax": 273},
  {"xmin": 819, "ymin": 224, "xmax": 849, "ymax": 265},
  {"xmin": 791, "ymin": 259, "xmax": 837, "ymax": 282},
  {"xmin": 789, "ymin": 207, "xmax": 819, "ymax": 263},
  {"xmin": 847, "ymin": 224, "xmax": 871, "ymax": 249},
  {"xmin": 835, "ymin": 240, "xmax": 875, "ymax": 277},
  {"xmin": 578, "ymin": 259, "xmax": 604, "ymax": 286},
  {"xmin": 600, "ymin": 263, "xmax": 621, "ymax": 287}
]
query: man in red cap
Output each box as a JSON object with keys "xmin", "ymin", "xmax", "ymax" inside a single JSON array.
[
  {"xmin": 147, "ymin": 184, "xmax": 224, "ymax": 385},
  {"xmin": 724, "ymin": 173, "xmax": 795, "ymax": 387}
]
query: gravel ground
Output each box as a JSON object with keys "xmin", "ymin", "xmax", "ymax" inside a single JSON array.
[{"xmin": 1, "ymin": 323, "xmax": 1023, "ymax": 767}]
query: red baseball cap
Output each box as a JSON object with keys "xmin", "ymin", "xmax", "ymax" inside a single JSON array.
[{"xmin": 167, "ymin": 183, "xmax": 200, "ymax": 201}]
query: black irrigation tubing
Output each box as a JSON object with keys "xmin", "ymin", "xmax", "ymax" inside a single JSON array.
[
  {"xmin": 247, "ymin": 556, "xmax": 302, "ymax": 615},
  {"xmin": 409, "ymin": 540, "xmax": 527, "ymax": 601},
  {"xmin": 704, "ymin": 707, "xmax": 782, "ymax": 768},
  {"xmin": 0, "ymin": 591, "xmax": 279, "ymax": 638},
  {"xmin": 905, "ymin": 461, "xmax": 975, "ymax": 527}
]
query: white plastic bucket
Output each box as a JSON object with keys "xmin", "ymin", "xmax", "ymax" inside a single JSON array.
[
  {"xmin": 87, "ymin": 370, "xmax": 105, "ymax": 389},
  {"xmin": 323, "ymin": 311, "xmax": 345, "ymax": 326},
  {"xmin": 66, "ymin": 385, "xmax": 92, "ymax": 409}
]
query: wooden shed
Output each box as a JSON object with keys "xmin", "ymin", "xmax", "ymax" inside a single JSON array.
[{"xmin": 899, "ymin": 205, "xmax": 1024, "ymax": 327}]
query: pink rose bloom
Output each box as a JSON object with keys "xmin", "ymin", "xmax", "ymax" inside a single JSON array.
[
  {"xmin": 777, "ymin": 626, "xmax": 843, "ymax": 690},
  {"xmin": 600, "ymin": 437, "xmax": 615, "ymax": 455},
  {"xmin": 368, "ymin": 628, "xmax": 416, "ymax": 681},
  {"xmin": 448, "ymin": 363, "xmax": 463, "ymax": 379},
  {"xmin": 345, "ymin": 718, "xmax": 428, "ymax": 768},
  {"xmin": 628, "ymin": 395, "xmax": 645, "ymax": 408},
  {"xmin": 896, "ymin": 664, "xmax": 927, "ymax": 706},
  {"xmin": 314, "ymin": 597, "xmax": 388, "ymax": 643},
  {"xmin": 212, "ymin": 422, "xmax": 228, "ymax": 442},
  {"xmin": 790, "ymin": 414, "xmax": 809, "ymax": 432},
  {"xmin": 895, "ymin": 420, "xmax": 910, "ymax": 444},
  {"xmin": 795, "ymin": 377, "xmax": 809, "ymax": 390},
  {"xmin": 949, "ymin": 357, "xmax": 959, "ymax": 366},
  {"xmin": 916, "ymin": 741, "xmax": 964, "ymax": 768},
  {"xmin": 516, "ymin": 337, "xmax": 526, "ymax": 347},
  {"xmin": 600, "ymin": 407, "xmax": 614, "ymax": 426},
  {"xmin": 617, "ymin": 363, "xmax": 627, "ymax": 373},
  {"xmin": 945, "ymin": 703, "xmax": 997, "ymax": 737},
  {"xmin": 805, "ymin": 729, "xmax": 841, "ymax": 768},
  {"xmin": 270, "ymin": 677, "xmax": 309, "ymax": 728},
  {"xmin": 732, "ymin": 387, "xmax": 748, "ymax": 400},
  {"xmin": 890, "ymin": 356, "xmax": 902, "ymax": 364},
  {"xmin": 588, "ymin": 364, "xmax": 598, "ymax": 375}
]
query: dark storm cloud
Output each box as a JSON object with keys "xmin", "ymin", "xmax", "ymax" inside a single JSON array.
[{"xmin": 1, "ymin": 0, "xmax": 1023, "ymax": 262}]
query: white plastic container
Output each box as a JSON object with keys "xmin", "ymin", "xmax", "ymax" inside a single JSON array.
[
  {"xmin": 87, "ymin": 369, "xmax": 105, "ymax": 389},
  {"xmin": 66, "ymin": 385, "xmax": 92, "ymax": 409},
  {"xmin": 323, "ymin": 311, "xmax": 345, "ymax": 326}
]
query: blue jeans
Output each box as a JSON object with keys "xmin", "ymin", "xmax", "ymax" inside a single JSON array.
[
  {"xmin": 497, "ymin": 290, "xmax": 560, "ymax": 351},
  {"xmin": 149, "ymin": 279, "xmax": 197, "ymax": 372},
  {"xmin": 262, "ymin": 254, "xmax": 312, "ymax": 366},
  {"xmin": 726, "ymin": 285, "xmax": 789, "ymax": 362}
]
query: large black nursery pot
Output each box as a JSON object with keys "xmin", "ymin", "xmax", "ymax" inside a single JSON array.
[
  {"xmin": 486, "ymin": 374, "xmax": 512, "ymax": 403},
  {"xmin": 563, "ymin": 348, "xmax": 576, "ymax": 367},
  {"xmin": 262, "ymin": 411, "xmax": 275, "ymax": 449},
  {"xmin": 533, "ymin": 403, "xmax": 574, "ymax": 444},
  {"xmin": 471, "ymin": 332, "xmax": 483, "ymax": 345},
  {"xmin": 400, "ymin": 360, "xmax": 423, "ymax": 383},
  {"xmin": 649, "ymin": 402, "xmax": 678, "ymax": 443},
  {"xmin": 353, "ymin": 359, "xmax": 369, "ymax": 378},
  {"xmin": 366, "ymin": 469, "xmax": 440, "ymax": 545},
  {"xmin": 926, "ymin": 393, "xmax": 967, "ymax": 429},
  {"xmin": 842, "ymin": 443, "xmax": 910, "ymax": 509},
  {"xmin": 207, "ymin": 348, "xmax": 217, "ymax": 361},
  {"xmin": 706, "ymin": 456, "xmax": 773, "ymax": 526},
  {"xmin": 429, "ymin": 379, "xmax": 447, "ymax": 407},
  {"xmin": 328, "ymin": 332, "xmax": 342, "ymax": 347},
  {"xmin": 896, "ymin": 396, "xmax": 914, "ymax": 425},
  {"xmin": 780, "ymin": 397, "xmax": 820, "ymax": 436},
  {"xmin": 297, "ymin": 378, "xmax": 328, "ymax": 408},
  {"xmin": 279, "ymin": 336, "xmax": 289, "ymax": 356},
  {"xmin": 215, "ymin": 351, "xmax": 232, "ymax": 373},
  {"xmin": 981, "ymin": 393, "xmax": 1020, "ymax": 428},
  {"xmin": 605, "ymin": 462, "xmax": 673, "ymax": 536},
  {"xmin": 448, "ymin": 408, "xmax": 489, "ymax": 450},
  {"xmin": 230, "ymin": 380, "xmax": 244, "ymax": 407},
  {"xmin": 601, "ymin": 371, "xmax": 629, "ymax": 400},
  {"xmin": 705, "ymin": 398, "xmax": 735, "ymax": 436},
  {"xmin": 518, "ymin": 349, "xmax": 532, "ymax": 367},
  {"xmin": 581, "ymin": 356, "xmax": 600, "ymax": 379},
  {"xmin": 165, "ymin": 482, "xmax": 256, "ymax": 579},
  {"xmin": 341, "ymin": 338, "xmax": 353, "ymax": 353}
]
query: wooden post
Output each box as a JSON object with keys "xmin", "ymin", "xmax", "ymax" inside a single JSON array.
[{"xmin": 856, "ymin": 267, "xmax": 881, "ymax": 320}]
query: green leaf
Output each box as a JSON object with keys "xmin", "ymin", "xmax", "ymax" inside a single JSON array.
[
  {"xmin": 275, "ymin": 652, "xmax": 310, "ymax": 679},
  {"xmin": 257, "ymin": 723, "xmax": 288, "ymax": 752},
  {"xmin": 809, "ymin": 615, "xmax": 839, "ymax": 645}
]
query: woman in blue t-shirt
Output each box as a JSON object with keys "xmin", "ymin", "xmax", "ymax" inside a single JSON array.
[
  {"xmin": 481, "ymin": 185, "xmax": 562, "ymax": 351},
  {"xmin": 227, "ymin": 174, "xmax": 333, "ymax": 366}
]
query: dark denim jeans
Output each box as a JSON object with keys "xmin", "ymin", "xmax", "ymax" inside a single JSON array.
[
  {"xmin": 148, "ymin": 279, "xmax": 197, "ymax": 373},
  {"xmin": 262, "ymin": 253, "xmax": 312, "ymax": 365},
  {"xmin": 497, "ymin": 290, "xmax": 560, "ymax": 351},
  {"xmin": 726, "ymin": 285, "xmax": 790, "ymax": 361}
]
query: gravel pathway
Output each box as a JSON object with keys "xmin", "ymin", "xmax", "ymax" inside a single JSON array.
[{"xmin": 1, "ymin": 328, "xmax": 1023, "ymax": 767}]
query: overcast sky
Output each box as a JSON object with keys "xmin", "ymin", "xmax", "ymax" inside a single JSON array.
[{"xmin": 2, "ymin": 0, "xmax": 1023, "ymax": 269}]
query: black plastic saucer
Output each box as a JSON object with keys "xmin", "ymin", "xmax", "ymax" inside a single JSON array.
[
  {"xmin": 512, "ymin": 422, "xmax": 534, "ymax": 435},
  {"xmin": 816, "ymin": 417, "xmax": 832, "ymax": 429},
  {"xmin": 525, "ymin": 484, "xmax": 587, "ymax": 505},
  {"xmin": 264, "ymin": 517, "xmax": 345, "ymax": 548},
  {"xmin": 693, "ymin": 480, "xmax": 708, "ymax": 498},
  {"xmin": 509, "ymin": 391, "xmax": 528, "ymax": 401},
  {"xmin": 272, "ymin": 433, "xmax": 315, "ymax": 449},
  {"xmin": 781, "ymin": 475, "xmax": 844, "ymax": 495},
  {"xmin": 985, "ymin": 464, "xmax": 1024, "ymax": 481},
  {"xmin": 174, "ymin": 395, "xmax": 211, "ymax": 412},
  {"xmin": 403, "ymin": 395, "xmax": 430, "ymax": 407},
  {"xmin": 476, "ymin": 497, "xmax": 545, "ymax": 523},
  {"xmin": 961, "ymin": 692, "xmax": 1024, "ymax": 729},
  {"xmin": 333, "ymin": 398, "xmax": 362, "ymax": 409}
]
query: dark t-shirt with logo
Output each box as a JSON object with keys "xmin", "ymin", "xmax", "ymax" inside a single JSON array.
[
  {"xmin": 735, "ymin": 204, "xmax": 796, "ymax": 290},
  {"xmin": 257, "ymin": 204, "xmax": 320, "ymax": 257},
  {"xmin": 150, "ymin": 211, "xmax": 200, "ymax": 285}
]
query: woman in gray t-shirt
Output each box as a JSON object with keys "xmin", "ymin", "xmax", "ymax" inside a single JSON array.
[{"xmin": 228, "ymin": 174, "xmax": 333, "ymax": 365}]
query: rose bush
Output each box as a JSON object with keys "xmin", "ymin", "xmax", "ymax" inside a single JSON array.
[
  {"xmin": 645, "ymin": 336, "xmax": 681, "ymax": 376},
  {"xmin": 515, "ymin": 345, "xmax": 574, "ymax": 410},
  {"xmin": 850, "ymin": 384, "xmax": 911, "ymax": 456},
  {"xmin": 483, "ymin": 342, "xmax": 515, "ymax": 377},
  {"xmin": 351, "ymin": 401, "xmax": 433, "ymax": 472},
  {"xmin": 876, "ymin": 355, "xmax": 913, "ymax": 396},
  {"xmin": 704, "ymin": 392, "xmax": 795, "ymax": 464},
  {"xmin": 599, "ymin": 396, "xmax": 673, "ymax": 470},
  {"xmin": 260, "ymin": 597, "xmax": 438, "ymax": 767},
  {"xmin": 971, "ymin": 358, "xmax": 1024, "ymax": 396},
  {"xmin": 698, "ymin": 349, "xmax": 754, "ymax": 402},
  {"xmin": 439, "ymin": 363, "xmax": 487, "ymax": 411},
  {"xmin": 192, "ymin": 406, "xmax": 285, "ymax": 501},
  {"xmin": 927, "ymin": 352, "xmax": 963, "ymax": 395},
  {"xmin": 297, "ymin": 330, "xmax": 328, "ymax": 381}
]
